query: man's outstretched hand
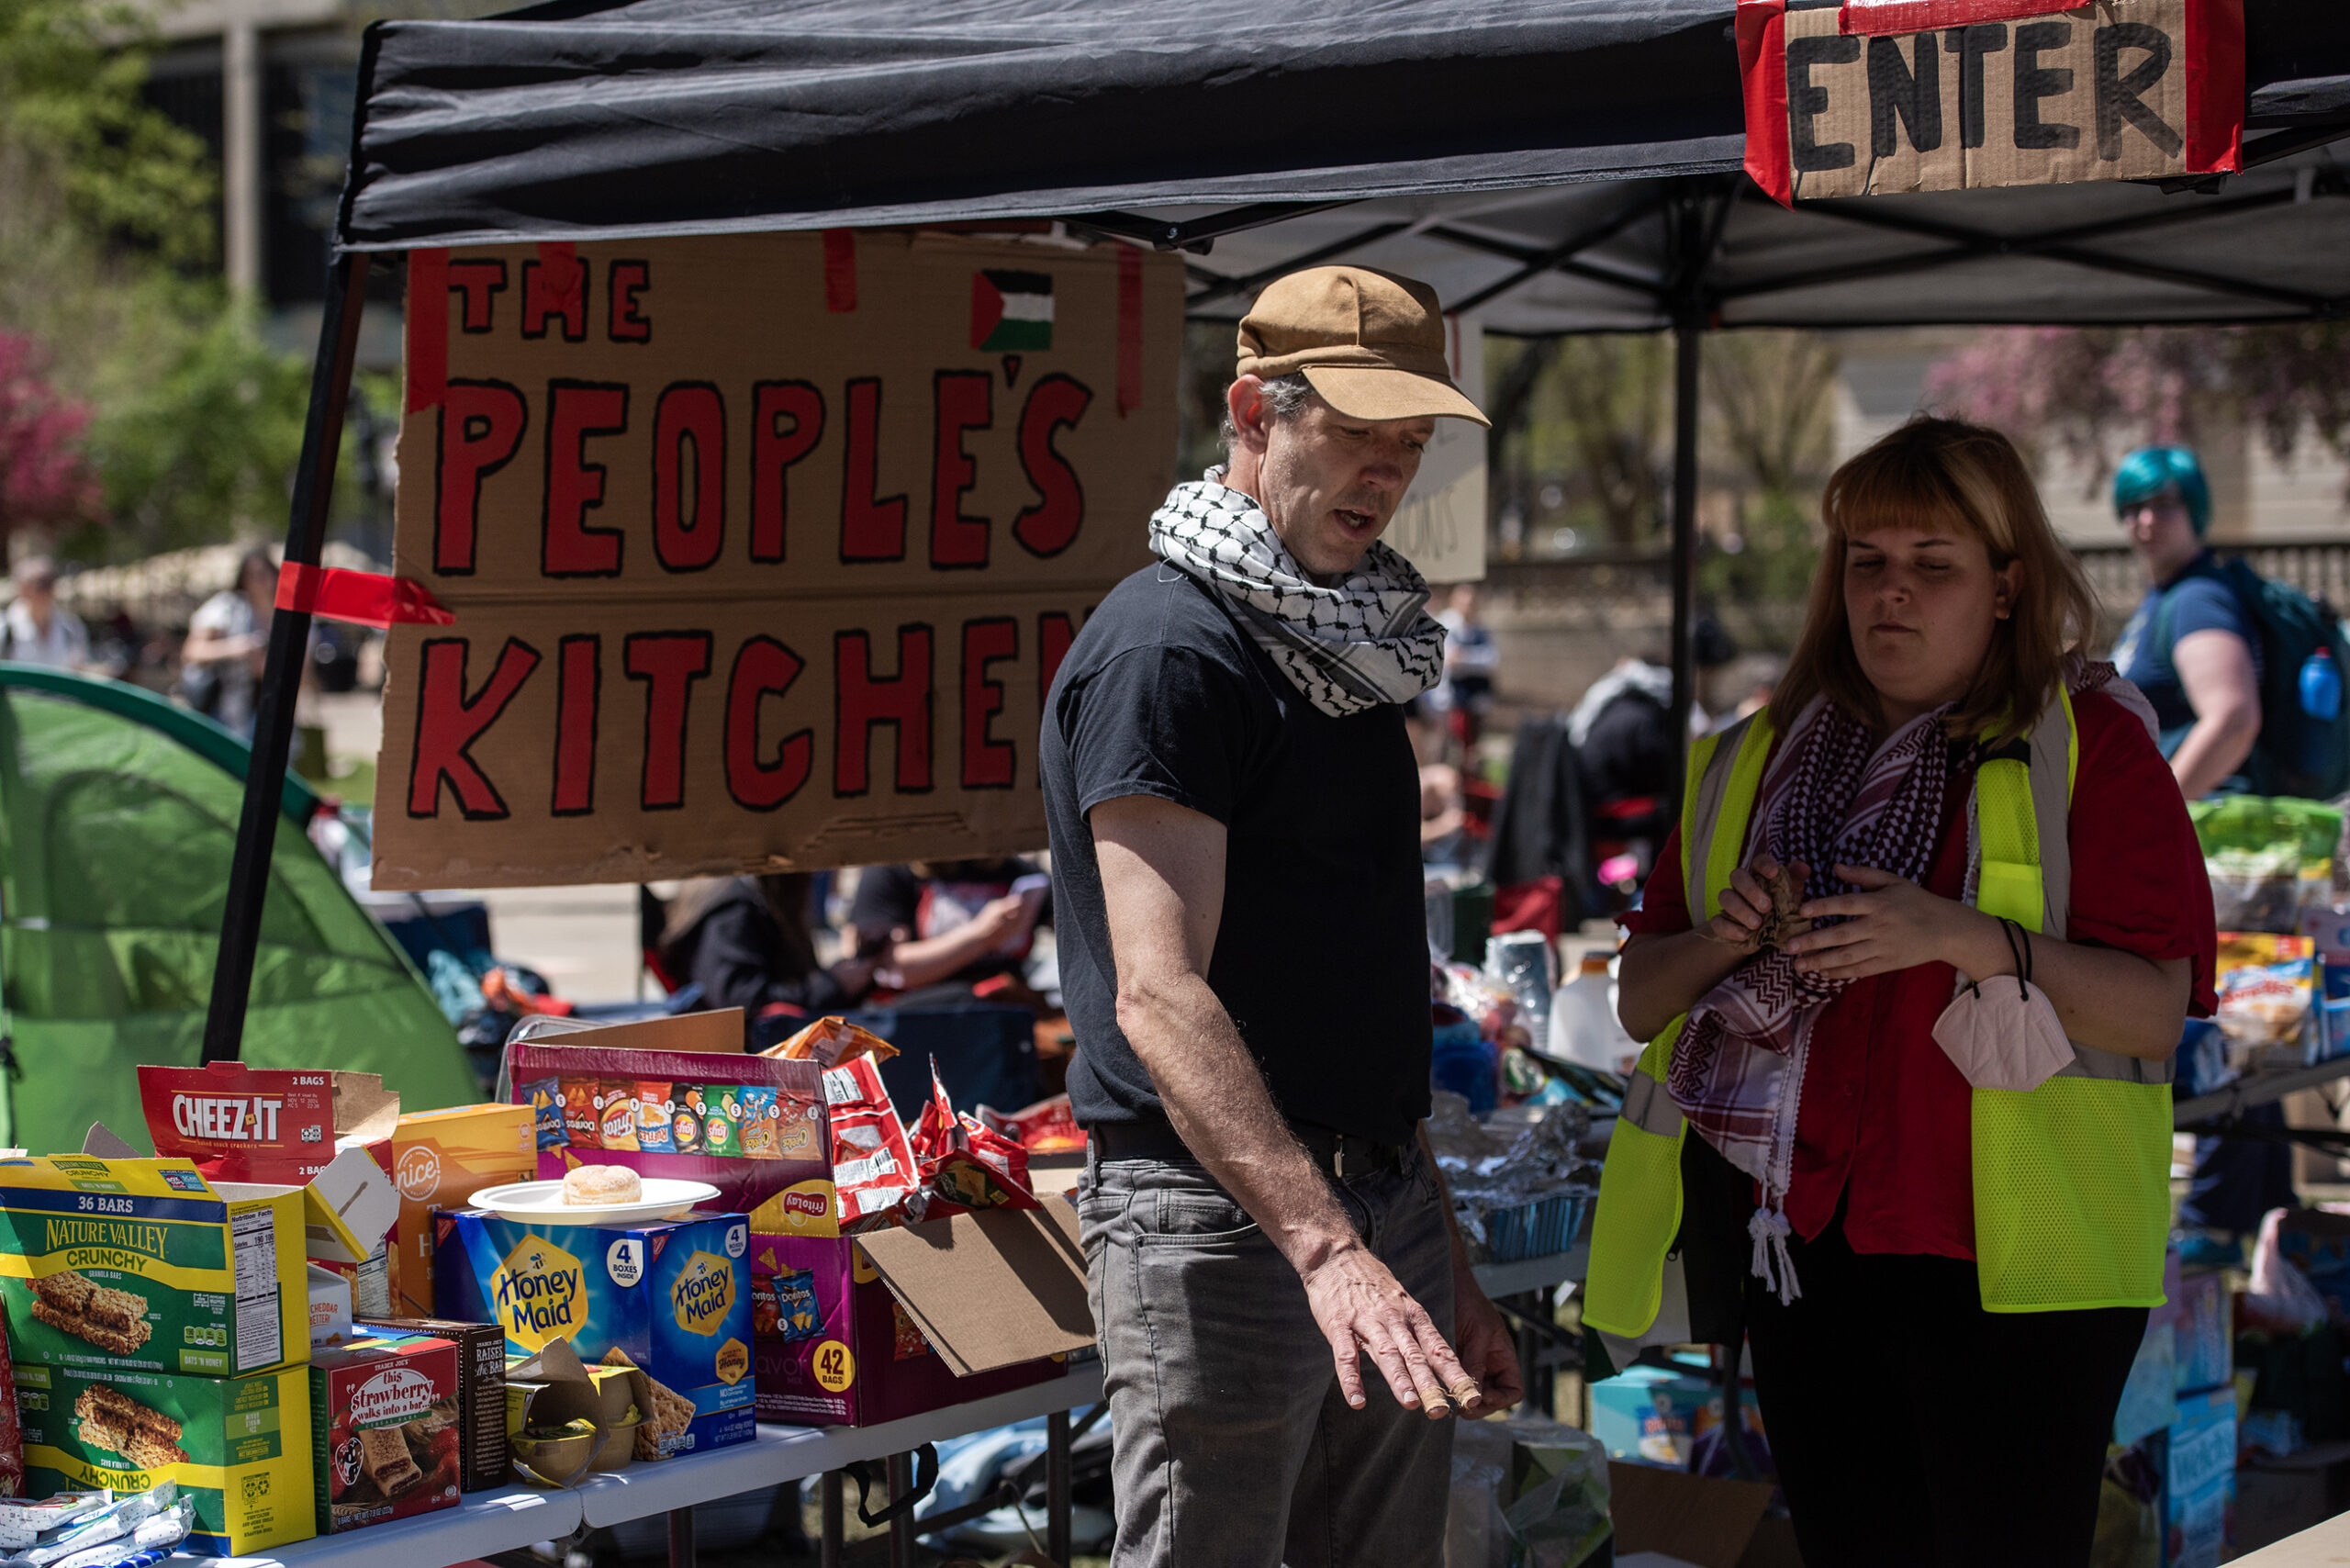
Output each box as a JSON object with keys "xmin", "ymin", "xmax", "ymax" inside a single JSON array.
[{"xmin": 1301, "ymin": 1242, "xmax": 1489, "ymax": 1418}]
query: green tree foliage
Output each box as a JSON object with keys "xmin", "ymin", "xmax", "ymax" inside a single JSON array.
[{"xmin": 0, "ymin": 0, "xmax": 313, "ymax": 563}]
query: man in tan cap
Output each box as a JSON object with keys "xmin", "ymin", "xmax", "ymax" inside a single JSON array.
[{"xmin": 1041, "ymin": 266, "xmax": 1522, "ymax": 1566}]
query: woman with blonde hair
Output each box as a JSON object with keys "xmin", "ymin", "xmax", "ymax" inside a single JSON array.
[{"xmin": 1584, "ymin": 418, "xmax": 2215, "ymax": 1567}]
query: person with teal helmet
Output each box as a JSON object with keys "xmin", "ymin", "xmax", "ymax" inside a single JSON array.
[
  {"xmin": 2109, "ymin": 444, "xmax": 2265, "ymax": 799},
  {"xmin": 2109, "ymin": 445, "xmax": 2292, "ymax": 1255}
]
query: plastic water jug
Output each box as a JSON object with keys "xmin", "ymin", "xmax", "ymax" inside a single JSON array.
[{"xmin": 1550, "ymin": 953, "xmax": 1639, "ymax": 1073}]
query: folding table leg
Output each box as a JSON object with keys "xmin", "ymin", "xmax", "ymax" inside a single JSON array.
[
  {"xmin": 821, "ymin": 1471, "xmax": 844, "ymax": 1568},
  {"xmin": 886, "ymin": 1451, "xmax": 913, "ymax": 1568},
  {"xmin": 665, "ymin": 1506, "xmax": 695, "ymax": 1568},
  {"xmin": 1047, "ymin": 1408, "xmax": 1072, "ymax": 1562}
]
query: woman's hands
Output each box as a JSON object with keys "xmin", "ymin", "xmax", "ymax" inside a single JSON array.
[
  {"xmin": 1696, "ymin": 854, "xmax": 1811, "ymax": 955},
  {"xmin": 1785, "ymin": 863, "xmax": 2005, "ymax": 983}
]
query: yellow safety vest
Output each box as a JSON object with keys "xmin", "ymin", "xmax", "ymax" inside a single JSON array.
[{"xmin": 1583, "ymin": 693, "xmax": 2172, "ymax": 1337}]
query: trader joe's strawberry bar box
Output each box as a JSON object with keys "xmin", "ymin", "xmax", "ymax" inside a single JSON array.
[{"xmin": 434, "ymin": 1211, "xmax": 754, "ymax": 1460}]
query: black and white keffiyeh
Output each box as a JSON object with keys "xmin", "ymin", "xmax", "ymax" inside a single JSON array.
[{"xmin": 1147, "ymin": 471, "xmax": 1447, "ymax": 718}]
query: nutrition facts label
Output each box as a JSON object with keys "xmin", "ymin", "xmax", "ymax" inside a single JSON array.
[{"xmin": 230, "ymin": 1207, "xmax": 281, "ymax": 1372}]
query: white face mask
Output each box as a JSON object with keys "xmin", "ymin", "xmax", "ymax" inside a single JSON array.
[{"xmin": 1931, "ymin": 924, "xmax": 2073, "ymax": 1093}]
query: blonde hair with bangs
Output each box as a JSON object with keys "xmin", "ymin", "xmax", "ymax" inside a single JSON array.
[{"xmin": 1771, "ymin": 418, "xmax": 2098, "ymax": 745}]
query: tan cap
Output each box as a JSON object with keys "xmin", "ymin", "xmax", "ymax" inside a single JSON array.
[{"xmin": 1236, "ymin": 266, "xmax": 1489, "ymax": 427}]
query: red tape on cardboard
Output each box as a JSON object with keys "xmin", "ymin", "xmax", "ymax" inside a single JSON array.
[
  {"xmin": 276, "ymin": 563, "xmax": 456, "ymax": 629},
  {"xmin": 1838, "ymin": 0, "xmax": 2077, "ymax": 34}
]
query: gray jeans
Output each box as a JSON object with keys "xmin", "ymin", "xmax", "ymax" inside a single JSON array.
[{"xmin": 1076, "ymin": 1140, "xmax": 1456, "ymax": 1568}]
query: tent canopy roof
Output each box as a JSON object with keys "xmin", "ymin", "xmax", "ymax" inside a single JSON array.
[{"xmin": 343, "ymin": 0, "xmax": 2350, "ymax": 329}]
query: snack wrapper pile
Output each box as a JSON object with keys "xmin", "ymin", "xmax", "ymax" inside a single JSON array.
[
  {"xmin": 911, "ymin": 1066, "xmax": 1039, "ymax": 1218},
  {"xmin": 820, "ymin": 1058, "xmax": 923, "ymax": 1235}
]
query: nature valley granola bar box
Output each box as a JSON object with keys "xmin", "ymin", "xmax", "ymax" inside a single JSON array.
[
  {"xmin": 0, "ymin": 1157, "xmax": 308, "ymax": 1377},
  {"xmin": 14, "ymin": 1360, "xmax": 314, "ymax": 1555},
  {"xmin": 434, "ymin": 1211, "xmax": 754, "ymax": 1460}
]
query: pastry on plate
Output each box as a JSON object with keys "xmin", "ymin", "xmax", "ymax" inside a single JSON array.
[{"xmin": 563, "ymin": 1165, "xmax": 643, "ymax": 1205}]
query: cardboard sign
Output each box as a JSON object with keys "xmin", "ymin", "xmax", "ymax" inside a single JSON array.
[
  {"xmin": 1739, "ymin": 0, "xmax": 2243, "ymax": 204},
  {"xmin": 375, "ymin": 232, "xmax": 1181, "ymax": 889},
  {"xmin": 1382, "ymin": 314, "xmax": 1486, "ymax": 587}
]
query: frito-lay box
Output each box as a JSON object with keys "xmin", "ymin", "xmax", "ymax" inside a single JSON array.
[
  {"xmin": 387, "ymin": 1105, "xmax": 536, "ymax": 1318},
  {"xmin": 0, "ymin": 1156, "xmax": 308, "ymax": 1377},
  {"xmin": 358, "ymin": 1316, "xmax": 508, "ymax": 1493},
  {"xmin": 435, "ymin": 1210, "xmax": 755, "ymax": 1460},
  {"xmin": 503, "ymin": 1014, "xmax": 838, "ymax": 1243},
  {"xmin": 311, "ymin": 1331, "xmax": 461, "ymax": 1533},
  {"xmin": 750, "ymin": 1199, "xmax": 1091, "ymax": 1427},
  {"xmin": 14, "ymin": 1359, "xmax": 314, "ymax": 1555}
]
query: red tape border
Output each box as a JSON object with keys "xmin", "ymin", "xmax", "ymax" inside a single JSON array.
[{"xmin": 275, "ymin": 564, "xmax": 456, "ymax": 629}]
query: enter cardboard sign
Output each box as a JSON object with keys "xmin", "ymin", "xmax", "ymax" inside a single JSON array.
[
  {"xmin": 373, "ymin": 232, "xmax": 1181, "ymax": 889},
  {"xmin": 1739, "ymin": 0, "xmax": 2243, "ymax": 204}
]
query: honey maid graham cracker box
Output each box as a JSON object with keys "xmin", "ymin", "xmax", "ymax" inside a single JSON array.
[
  {"xmin": 0, "ymin": 1156, "xmax": 308, "ymax": 1378},
  {"xmin": 435, "ymin": 1210, "xmax": 755, "ymax": 1459},
  {"xmin": 14, "ymin": 1359, "xmax": 314, "ymax": 1555}
]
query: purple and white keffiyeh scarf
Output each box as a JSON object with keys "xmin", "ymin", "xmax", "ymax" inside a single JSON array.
[{"xmin": 1668, "ymin": 695, "xmax": 1955, "ymax": 1299}]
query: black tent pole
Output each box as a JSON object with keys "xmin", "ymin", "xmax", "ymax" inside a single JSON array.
[
  {"xmin": 1667, "ymin": 309, "xmax": 1700, "ymax": 790},
  {"xmin": 201, "ymin": 252, "xmax": 372, "ymax": 1063}
]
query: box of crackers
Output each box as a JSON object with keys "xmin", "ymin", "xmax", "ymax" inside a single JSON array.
[
  {"xmin": 379, "ymin": 1104, "xmax": 538, "ymax": 1318},
  {"xmin": 309, "ymin": 1330, "xmax": 462, "ymax": 1533},
  {"xmin": 13, "ymin": 1359, "xmax": 315, "ymax": 1555},
  {"xmin": 433, "ymin": 1210, "xmax": 755, "ymax": 1461},
  {"xmin": 0, "ymin": 1156, "xmax": 308, "ymax": 1378},
  {"xmin": 356, "ymin": 1315, "xmax": 509, "ymax": 1492}
]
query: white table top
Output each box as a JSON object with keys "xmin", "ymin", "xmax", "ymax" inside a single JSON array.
[
  {"xmin": 1470, "ymin": 1247, "xmax": 1586, "ymax": 1299},
  {"xmin": 221, "ymin": 1363, "xmax": 1110, "ymax": 1568}
]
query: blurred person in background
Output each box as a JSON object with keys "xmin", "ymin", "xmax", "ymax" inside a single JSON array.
[
  {"xmin": 2108, "ymin": 444, "xmax": 2292, "ymax": 1257},
  {"xmin": 1431, "ymin": 582, "xmax": 1498, "ymax": 747},
  {"xmin": 851, "ymin": 857, "xmax": 1049, "ymax": 1006},
  {"xmin": 1572, "ymin": 651, "xmax": 1678, "ymax": 908},
  {"xmin": 658, "ymin": 873, "xmax": 882, "ymax": 1046},
  {"xmin": 3, "ymin": 557, "xmax": 91, "ymax": 669},
  {"xmin": 2108, "ymin": 446, "xmax": 2261, "ymax": 800},
  {"xmin": 181, "ymin": 548, "xmax": 278, "ymax": 734}
]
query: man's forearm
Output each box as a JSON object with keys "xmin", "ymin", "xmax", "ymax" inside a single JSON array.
[{"xmin": 1118, "ymin": 969, "xmax": 1362, "ymax": 1274}]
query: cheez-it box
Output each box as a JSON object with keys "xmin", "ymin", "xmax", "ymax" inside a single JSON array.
[{"xmin": 386, "ymin": 1105, "xmax": 536, "ymax": 1317}]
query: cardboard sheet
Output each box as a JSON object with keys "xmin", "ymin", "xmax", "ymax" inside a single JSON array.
[
  {"xmin": 375, "ymin": 231, "xmax": 1181, "ymax": 889},
  {"xmin": 1741, "ymin": 0, "xmax": 2243, "ymax": 203},
  {"xmin": 852, "ymin": 1193, "xmax": 1093, "ymax": 1376},
  {"xmin": 1606, "ymin": 1464, "xmax": 1775, "ymax": 1568}
]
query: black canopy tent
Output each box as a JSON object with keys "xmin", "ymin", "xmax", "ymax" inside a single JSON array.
[{"xmin": 203, "ymin": 0, "xmax": 2350, "ymax": 1061}]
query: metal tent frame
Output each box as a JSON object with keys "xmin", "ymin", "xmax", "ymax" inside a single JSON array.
[{"xmin": 200, "ymin": 0, "xmax": 2350, "ymax": 1056}]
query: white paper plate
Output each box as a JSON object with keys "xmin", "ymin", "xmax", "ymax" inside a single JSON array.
[{"xmin": 467, "ymin": 1177, "xmax": 722, "ymax": 1227}]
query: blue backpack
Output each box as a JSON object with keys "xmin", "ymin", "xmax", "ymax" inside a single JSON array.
[{"xmin": 2154, "ymin": 556, "xmax": 2350, "ymax": 801}]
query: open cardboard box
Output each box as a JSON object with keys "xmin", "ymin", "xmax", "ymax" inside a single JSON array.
[
  {"xmin": 506, "ymin": 1337, "xmax": 655, "ymax": 1484},
  {"xmin": 86, "ymin": 1120, "xmax": 401, "ymax": 1278},
  {"xmin": 754, "ymin": 1194, "xmax": 1095, "ymax": 1426}
]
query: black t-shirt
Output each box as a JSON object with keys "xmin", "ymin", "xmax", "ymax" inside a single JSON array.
[{"xmin": 1040, "ymin": 562, "xmax": 1433, "ymax": 1145}]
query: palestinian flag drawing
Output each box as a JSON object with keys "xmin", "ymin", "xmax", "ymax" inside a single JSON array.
[{"xmin": 970, "ymin": 270, "xmax": 1053, "ymax": 352}]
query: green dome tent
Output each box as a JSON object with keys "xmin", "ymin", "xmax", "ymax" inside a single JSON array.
[{"xmin": 0, "ymin": 664, "xmax": 478, "ymax": 1154}]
